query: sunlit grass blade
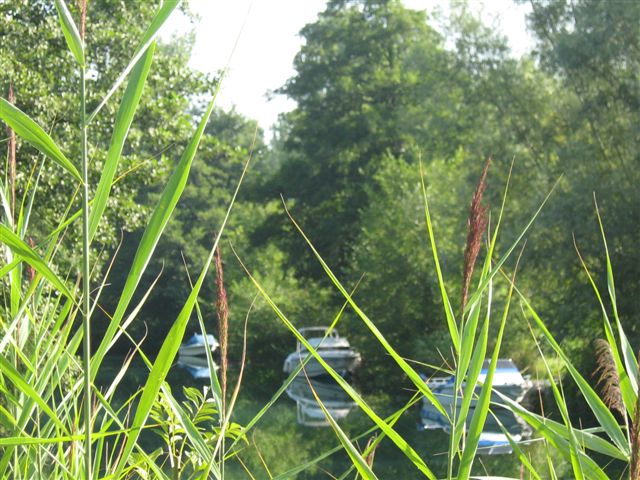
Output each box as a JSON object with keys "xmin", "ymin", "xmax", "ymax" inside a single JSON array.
[
  {"xmin": 452, "ymin": 285, "xmax": 491, "ymax": 459},
  {"xmin": 457, "ymin": 247, "xmax": 520, "ymax": 479},
  {"xmin": 112, "ymin": 117, "xmax": 249, "ymax": 476},
  {"xmin": 226, "ymin": 279, "xmax": 358, "ymax": 452},
  {"xmin": 87, "ymin": 0, "xmax": 180, "ymax": 123},
  {"xmin": 305, "ymin": 376, "xmax": 379, "ymax": 480},
  {"xmin": 283, "ymin": 200, "xmax": 449, "ymax": 421},
  {"xmin": 237, "ymin": 256, "xmax": 437, "ymax": 480},
  {"xmin": 112, "ymin": 237, "xmax": 220, "ymax": 476},
  {"xmin": 0, "ymin": 224, "xmax": 73, "ymax": 300},
  {"xmin": 594, "ymin": 200, "xmax": 638, "ymax": 394},
  {"xmin": 420, "ymin": 163, "xmax": 459, "ymax": 351},
  {"xmin": 0, "ymin": 355, "xmax": 66, "ymax": 432},
  {"xmin": 0, "ymin": 99, "xmax": 81, "ymax": 181},
  {"xmin": 515, "ymin": 285, "xmax": 630, "ymax": 456},
  {"xmin": 573, "ymin": 238, "xmax": 636, "ymax": 418},
  {"xmin": 494, "ymin": 418, "xmax": 542, "ymax": 480},
  {"xmin": 333, "ymin": 394, "xmax": 422, "ymax": 480},
  {"xmin": 89, "ymin": 44, "xmax": 155, "ymax": 242},
  {"xmin": 54, "ymin": 0, "xmax": 84, "ymax": 66},
  {"xmin": 495, "ymin": 391, "xmax": 611, "ymax": 479},
  {"xmin": 91, "ymin": 83, "xmax": 222, "ymax": 378},
  {"xmin": 531, "ymin": 327, "xmax": 585, "ymax": 479}
]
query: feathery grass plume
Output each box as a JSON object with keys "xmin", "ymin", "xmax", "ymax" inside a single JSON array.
[
  {"xmin": 592, "ymin": 339, "xmax": 625, "ymax": 417},
  {"xmin": 214, "ymin": 245, "xmax": 229, "ymax": 409},
  {"xmin": 6, "ymin": 85, "xmax": 16, "ymax": 220},
  {"xmin": 631, "ymin": 351, "xmax": 640, "ymax": 480},
  {"xmin": 78, "ymin": 0, "xmax": 86, "ymax": 42},
  {"xmin": 461, "ymin": 157, "xmax": 490, "ymax": 312}
]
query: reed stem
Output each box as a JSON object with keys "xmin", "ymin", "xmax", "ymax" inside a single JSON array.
[{"xmin": 80, "ymin": 62, "xmax": 92, "ymax": 480}]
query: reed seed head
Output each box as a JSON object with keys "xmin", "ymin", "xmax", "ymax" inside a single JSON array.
[
  {"xmin": 461, "ymin": 157, "xmax": 490, "ymax": 312},
  {"xmin": 214, "ymin": 245, "xmax": 229, "ymax": 408},
  {"xmin": 78, "ymin": 0, "xmax": 87, "ymax": 42},
  {"xmin": 592, "ymin": 339, "xmax": 625, "ymax": 417}
]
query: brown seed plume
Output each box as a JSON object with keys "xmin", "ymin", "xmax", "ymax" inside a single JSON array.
[
  {"xmin": 592, "ymin": 339, "xmax": 625, "ymax": 417},
  {"xmin": 630, "ymin": 351, "xmax": 640, "ymax": 480},
  {"xmin": 7, "ymin": 85, "xmax": 16, "ymax": 221},
  {"xmin": 214, "ymin": 246, "xmax": 228, "ymax": 410},
  {"xmin": 78, "ymin": 0, "xmax": 87, "ymax": 42},
  {"xmin": 461, "ymin": 158, "xmax": 490, "ymax": 312}
]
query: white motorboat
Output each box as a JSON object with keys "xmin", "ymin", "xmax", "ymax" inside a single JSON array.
[
  {"xmin": 285, "ymin": 375, "xmax": 357, "ymax": 427},
  {"xmin": 419, "ymin": 359, "xmax": 532, "ymax": 441},
  {"xmin": 425, "ymin": 359, "xmax": 532, "ymax": 410},
  {"xmin": 178, "ymin": 333, "xmax": 219, "ymax": 357},
  {"xmin": 282, "ymin": 327, "xmax": 361, "ymax": 377}
]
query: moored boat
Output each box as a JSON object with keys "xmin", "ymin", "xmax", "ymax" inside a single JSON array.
[
  {"xmin": 282, "ymin": 327, "xmax": 361, "ymax": 377},
  {"xmin": 178, "ymin": 333, "xmax": 219, "ymax": 357},
  {"xmin": 419, "ymin": 359, "xmax": 533, "ymax": 445}
]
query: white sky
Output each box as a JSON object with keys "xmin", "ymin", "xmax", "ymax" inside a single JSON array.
[{"xmin": 163, "ymin": 0, "xmax": 532, "ymax": 136}]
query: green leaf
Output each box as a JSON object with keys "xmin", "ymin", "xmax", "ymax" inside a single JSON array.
[
  {"xmin": 0, "ymin": 224, "xmax": 73, "ymax": 300},
  {"xmin": 0, "ymin": 99, "xmax": 81, "ymax": 182},
  {"xmin": 307, "ymin": 380, "xmax": 379, "ymax": 480},
  {"xmin": 90, "ymin": 84, "xmax": 220, "ymax": 378},
  {"xmin": 88, "ymin": 1, "xmax": 180, "ymax": 122},
  {"xmin": 520, "ymin": 289, "xmax": 630, "ymax": 456},
  {"xmin": 89, "ymin": 44, "xmax": 156, "ymax": 241},
  {"xmin": 113, "ymin": 233, "xmax": 220, "ymax": 476},
  {"xmin": 111, "ymin": 97, "xmax": 248, "ymax": 476},
  {"xmin": 0, "ymin": 355, "xmax": 66, "ymax": 431},
  {"xmin": 420, "ymin": 164, "xmax": 459, "ymax": 352},
  {"xmin": 54, "ymin": 0, "xmax": 84, "ymax": 66},
  {"xmin": 283, "ymin": 202, "xmax": 449, "ymax": 423},
  {"xmin": 239, "ymin": 260, "xmax": 437, "ymax": 480}
]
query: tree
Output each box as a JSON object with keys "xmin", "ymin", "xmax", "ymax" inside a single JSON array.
[
  {"xmin": 0, "ymin": 0, "xmax": 214, "ymax": 267},
  {"xmin": 515, "ymin": 0, "xmax": 640, "ymax": 344},
  {"xmin": 268, "ymin": 0, "xmax": 449, "ymax": 277}
]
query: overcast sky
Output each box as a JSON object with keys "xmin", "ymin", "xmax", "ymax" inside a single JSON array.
[{"xmin": 163, "ymin": 1, "xmax": 532, "ymax": 136}]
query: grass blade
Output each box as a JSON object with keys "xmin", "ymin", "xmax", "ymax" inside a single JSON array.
[
  {"xmin": 87, "ymin": 1, "xmax": 180, "ymax": 123},
  {"xmin": 594, "ymin": 201, "xmax": 638, "ymax": 394},
  {"xmin": 457, "ymin": 247, "xmax": 520, "ymax": 478},
  {"xmin": 517, "ymin": 287, "xmax": 630, "ymax": 456},
  {"xmin": 283, "ymin": 200, "xmax": 449, "ymax": 421},
  {"xmin": 112, "ymin": 113, "xmax": 249, "ymax": 476},
  {"xmin": 0, "ymin": 224, "xmax": 73, "ymax": 300},
  {"xmin": 305, "ymin": 376, "xmax": 379, "ymax": 480},
  {"xmin": 237, "ymin": 255, "xmax": 437, "ymax": 479},
  {"xmin": 0, "ymin": 99, "xmax": 81, "ymax": 182},
  {"xmin": 420, "ymin": 163, "xmax": 459, "ymax": 351},
  {"xmin": 91, "ymin": 83, "xmax": 221, "ymax": 378},
  {"xmin": 54, "ymin": 0, "xmax": 84, "ymax": 66},
  {"xmin": 89, "ymin": 44, "xmax": 155, "ymax": 242},
  {"xmin": 0, "ymin": 356, "xmax": 66, "ymax": 431}
]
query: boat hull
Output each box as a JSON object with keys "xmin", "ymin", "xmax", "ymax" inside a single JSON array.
[{"xmin": 283, "ymin": 350, "xmax": 361, "ymax": 377}]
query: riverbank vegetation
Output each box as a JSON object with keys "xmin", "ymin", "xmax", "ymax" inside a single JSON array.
[{"xmin": 0, "ymin": 0, "xmax": 638, "ymax": 478}]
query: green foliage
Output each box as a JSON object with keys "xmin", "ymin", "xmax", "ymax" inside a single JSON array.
[{"xmin": 0, "ymin": 0, "xmax": 213, "ymax": 265}]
